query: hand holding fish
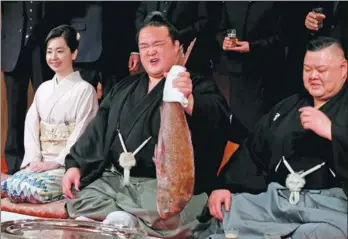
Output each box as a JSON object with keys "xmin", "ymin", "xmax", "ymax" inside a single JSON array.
[{"xmin": 163, "ymin": 71, "xmax": 192, "ymax": 99}]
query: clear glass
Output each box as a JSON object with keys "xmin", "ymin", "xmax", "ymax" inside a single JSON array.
[
  {"xmin": 226, "ymin": 29, "xmax": 237, "ymax": 47},
  {"xmin": 224, "ymin": 228, "xmax": 239, "ymax": 239}
]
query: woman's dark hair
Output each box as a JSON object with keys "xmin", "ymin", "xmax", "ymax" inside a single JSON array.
[
  {"xmin": 306, "ymin": 36, "xmax": 343, "ymax": 52},
  {"xmin": 45, "ymin": 24, "xmax": 79, "ymax": 52},
  {"xmin": 136, "ymin": 11, "xmax": 180, "ymax": 43}
]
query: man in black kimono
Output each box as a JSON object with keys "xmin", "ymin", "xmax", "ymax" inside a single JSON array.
[
  {"xmin": 129, "ymin": 1, "xmax": 216, "ymax": 76},
  {"xmin": 200, "ymin": 37, "xmax": 348, "ymax": 239},
  {"xmin": 62, "ymin": 12, "xmax": 229, "ymax": 238}
]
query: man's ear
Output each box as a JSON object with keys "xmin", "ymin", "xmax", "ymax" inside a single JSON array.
[
  {"xmin": 341, "ymin": 58, "xmax": 347, "ymax": 75},
  {"xmin": 174, "ymin": 40, "xmax": 180, "ymax": 54},
  {"xmin": 72, "ymin": 49, "xmax": 78, "ymax": 61}
]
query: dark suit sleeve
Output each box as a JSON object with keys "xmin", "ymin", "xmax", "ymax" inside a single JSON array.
[
  {"xmin": 248, "ymin": 3, "xmax": 284, "ymax": 52},
  {"xmin": 215, "ymin": 4, "xmax": 229, "ymax": 49},
  {"xmin": 135, "ymin": 2, "xmax": 148, "ymax": 32},
  {"xmin": 131, "ymin": 2, "xmax": 148, "ymax": 52},
  {"xmin": 178, "ymin": 2, "xmax": 208, "ymax": 47}
]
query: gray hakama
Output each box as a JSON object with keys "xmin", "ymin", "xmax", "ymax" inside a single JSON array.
[
  {"xmin": 66, "ymin": 170, "xmax": 210, "ymax": 238},
  {"xmin": 199, "ymin": 183, "xmax": 347, "ymax": 239}
]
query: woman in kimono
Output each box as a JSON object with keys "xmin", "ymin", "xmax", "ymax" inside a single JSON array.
[
  {"xmin": 200, "ymin": 37, "xmax": 348, "ymax": 239},
  {"xmin": 1, "ymin": 25, "xmax": 99, "ymax": 204}
]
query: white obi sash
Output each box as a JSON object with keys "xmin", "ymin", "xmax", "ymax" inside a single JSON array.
[{"xmin": 40, "ymin": 121, "xmax": 76, "ymax": 154}]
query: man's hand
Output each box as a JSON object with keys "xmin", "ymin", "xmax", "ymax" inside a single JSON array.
[
  {"xmin": 208, "ymin": 189, "xmax": 231, "ymax": 221},
  {"xmin": 230, "ymin": 41, "xmax": 250, "ymax": 53},
  {"xmin": 222, "ymin": 37, "xmax": 235, "ymax": 51},
  {"xmin": 128, "ymin": 54, "xmax": 140, "ymax": 73},
  {"xmin": 305, "ymin": 11, "xmax": 326, "ymax": 31},
  {"xmin": 29, "ymin": 161, "xmax": 61, "ymax": 172},
  {"xmin": 172, "ymin": 71, "xmax": 193, "ymax": 99},
  {"xmin": 299, "ymin": 106, "xmax": 332, "ymax": 140},
  {"xmin": 62, "ymin": 167, "xmax": 81, "ymax": 199},
  {"xmin": 223, "ymin": 38, "xmax": 250, "ymax": 53}
]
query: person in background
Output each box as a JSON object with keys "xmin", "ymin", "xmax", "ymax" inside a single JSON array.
[
  {"xmin": 216, "ymin": 1, "xmax": 287, "ymax": 144},
  {"xmin": 1, "ymin": 1, "xmax": 59, "ymax": 174},
  {"xmin": 1, "ymin": 25, "xmax": 99, "ymax": 204},
  {"xmin": 59, "ymin": 2, "xmax": 103, "ymax": 91},
  {"xmin": 304, "ymin": 1, "xmax": 348, "ymax": 57},
  {"xmin": 100, "ymin": 1, "xmax": 140, "ymax": 98}
]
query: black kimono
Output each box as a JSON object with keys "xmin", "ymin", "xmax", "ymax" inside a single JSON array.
[
  {"xmin": 217, "ymin": 82, "xmax": 348, "ymax": 195},
  {"xmin": 65, "ymin": 71, "xmax": 229, "ymax": 237},
  {"xmin": 199, "ymin": 82, "xmax": 348, "ymax": 239}
]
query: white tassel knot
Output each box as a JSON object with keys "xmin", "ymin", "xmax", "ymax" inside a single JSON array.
[
  {"xmin": 285, "ymin": 172, "xmax": 306, "ymax": 205},
  {"xmin": 119, "ymin": 152, "xmax": 136, "ymax": 186}
]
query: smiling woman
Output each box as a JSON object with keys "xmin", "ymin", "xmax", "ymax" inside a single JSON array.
[{"xmin": 1, "ymin": 25, "xmax": 99, "ymax": 204}]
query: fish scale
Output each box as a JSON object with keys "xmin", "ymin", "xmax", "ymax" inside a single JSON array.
[{"xmin": 154, "ymin": 102, "xmax": 195, "ymax": 219}]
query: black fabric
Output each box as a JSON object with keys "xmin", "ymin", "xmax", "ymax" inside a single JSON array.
[
  {"xmin": 65, "ymin": 72, "xmax": 230, "ymax": 195},
  {"xmin": 1, "ymin": 1, "xmax": 57, "ymax": 174},
  {"xmin": 101, "ymin": 1, "xmax": 140, "ymax": 97},
  {"xmin": 304, "ymin": 2, "xmax": 348, "ymax": 58},
  {"xmin": 216, "ymin": 82, "xmax": 348, "ymax": 196},
  {"xmin": 215, "ymin": 2, "xmax": 287, "ymax": 142}
]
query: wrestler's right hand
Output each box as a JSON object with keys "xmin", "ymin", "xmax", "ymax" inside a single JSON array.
[
  {"xmin": 62, "ymin": 167, "xmax": 80, "ymax": 199},
  {"xmin": 208, "ymin": 189, "xmax": 231, "ymax": 221}
]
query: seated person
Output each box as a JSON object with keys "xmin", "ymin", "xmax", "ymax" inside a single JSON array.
[
  {"xmin": 62, "ymin": 12, "xmax": 229, "ymax": 238},
  {"xmin": 199, "ymin": 37, "xmax": 348, "ymax": 239},
  {"xmin": 1, "ymin": 25, "xmax": 99, "ymax": 204}
]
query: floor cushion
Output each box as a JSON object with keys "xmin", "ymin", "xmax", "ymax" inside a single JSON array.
[{"xmin": 1, "ymin": 198, "xmax": 68, "ymax": 219}]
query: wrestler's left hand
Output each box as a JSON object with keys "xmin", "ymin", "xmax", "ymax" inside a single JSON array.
[{"xmin": 299, "ymin": 106, "xmax": 332, "ymax": 140}]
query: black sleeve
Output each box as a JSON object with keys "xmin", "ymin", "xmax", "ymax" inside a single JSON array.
[
  {"xmin": 331, "ymin": 122, "xmax": 348, "ymax": 194},
  {"xmin": 188, "ymin": 74, "xmax": 230, "ymax": 129},
  {"xmin": 135, "ymin": 2, "xmax": 148, "ymax": 32},
  {"xmin": 178, "ymin": 2, "xmax": 209, "ymax": 48},
  {"xmin": 248, "ymin": 3, "xmax": 285, "ymax": 53},
  {"xmin": 65, "ymin": 87, "xmax": 113, "ymax": 188},
  {"xmin": 186, "ymin": 74, "xmax": 230, "ymax": 194},
  {"xmin": 131, "ymin": 2, "xmax": 148, "ymax": 52},
  {"xmin": 214, "ymin": 110, "xmax": 274, "ymax": 194},
  {"xmin": 216, "ymin": 4, "xmax": 229, "ymax": 49}
]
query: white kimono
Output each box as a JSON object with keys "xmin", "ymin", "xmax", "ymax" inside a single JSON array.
[
  {"xmin": 21, "ymin": 71, "xmax": 99, "ymax": 168},
  {"xmin": 0, "ymin": 71, "xmax": 99, "ymax": 204}
]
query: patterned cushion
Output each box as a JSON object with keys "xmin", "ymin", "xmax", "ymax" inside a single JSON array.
[
  {"xmin": 1, "ymin": 169, "xmax": 65, "ymax": 203},
  {"xmin": 1, "ymin": 198, "xmax": 68, "ymax": 219},
  {"xmin": 1, "ymin": 173, "xmax": 11, "ymax": 198}
]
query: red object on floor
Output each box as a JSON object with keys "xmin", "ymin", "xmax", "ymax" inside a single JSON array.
[
  {"xmin": 1, "ymin": 157, "xmax": 8, "ymax": 173},
  {"xmin": 1, "ymin": 198, "xmax": 69, "ymax": 219}
]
